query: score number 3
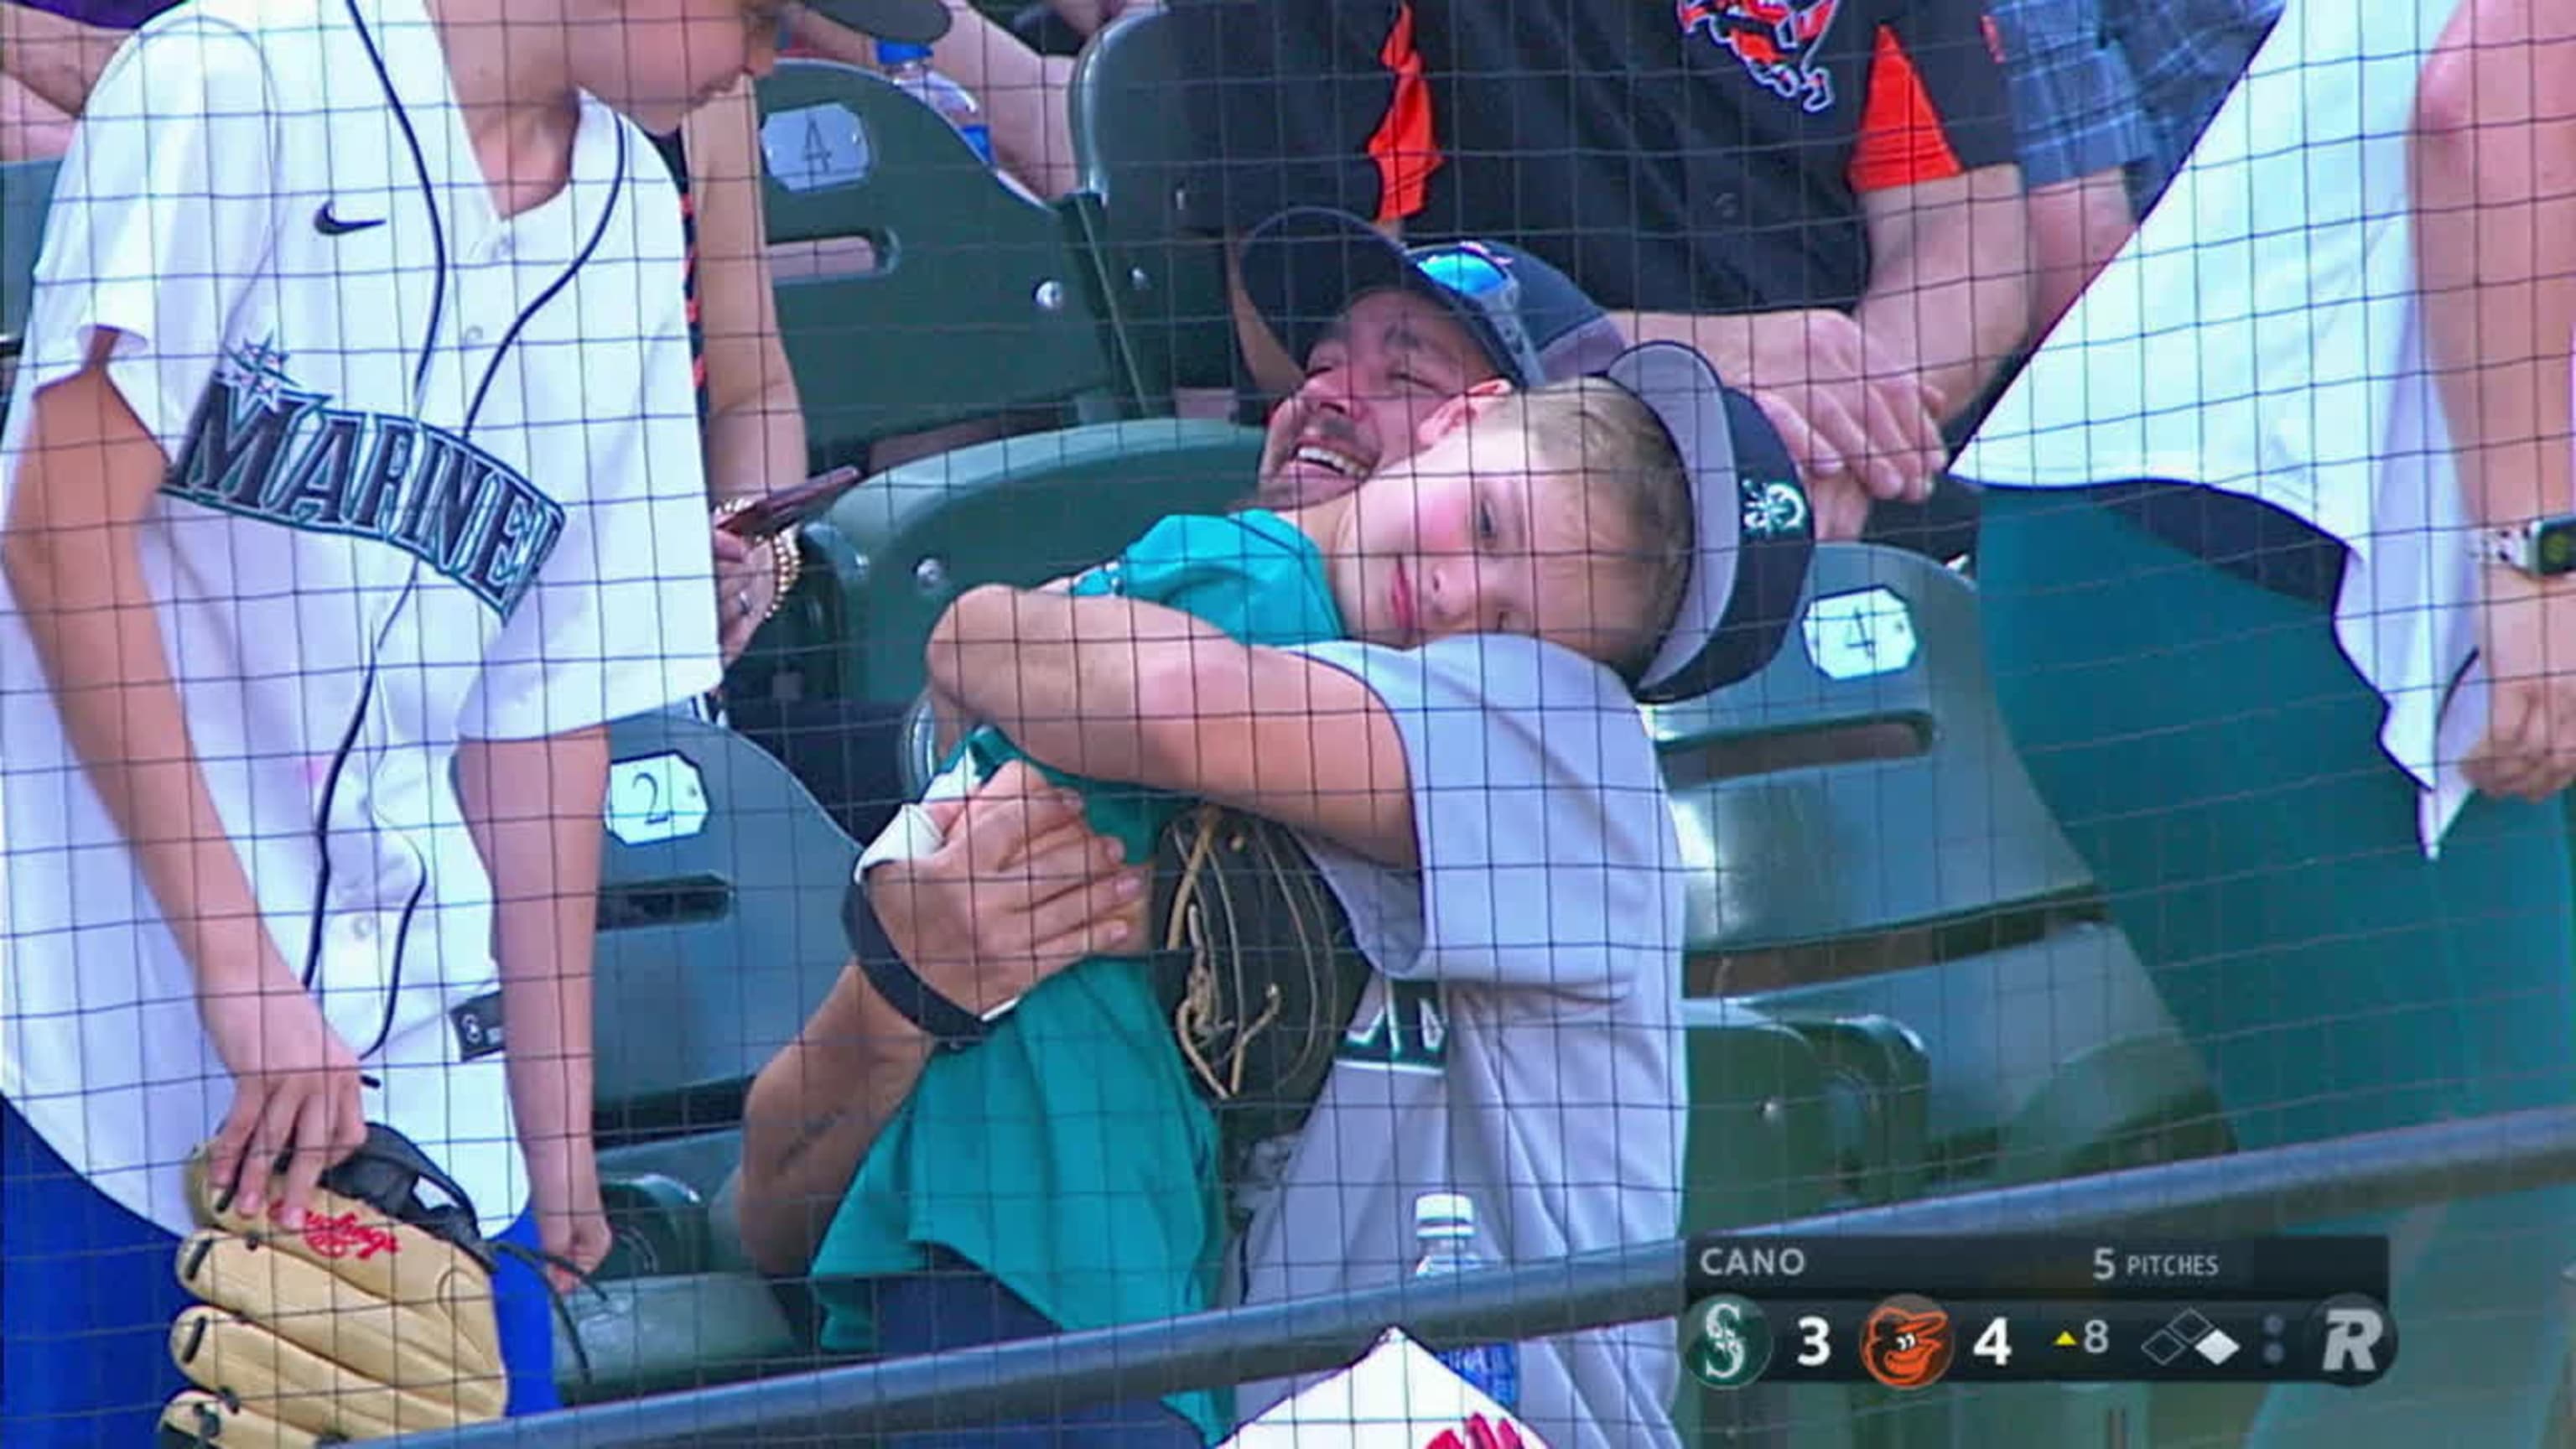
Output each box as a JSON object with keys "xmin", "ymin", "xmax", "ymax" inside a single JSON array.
[{"xmin": 1795, "ymin": 1315, "xmax": 1833, "ymax": 1367}]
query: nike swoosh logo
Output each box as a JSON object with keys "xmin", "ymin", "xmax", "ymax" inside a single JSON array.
[{"xmin": 314, "ymin": 203, "xmax": 385, "ymax": 236}]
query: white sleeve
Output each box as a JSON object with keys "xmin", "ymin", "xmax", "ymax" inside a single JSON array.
[
  {"xmin": 13, "ymin": 18, "xmax": 280, "ymax": 455},
  {"xmin": 458, "ymin": 258, "xmax": 720, "ymax": 739},
  {"xmin": 1287, "ymin": 633, "xmax": 1687, "ymax": 1004}
]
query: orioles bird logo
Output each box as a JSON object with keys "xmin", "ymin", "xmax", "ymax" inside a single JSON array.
[
  {"xmin": 1861, "ymin": 1295, "xmax": 1955, "ymax": 1389},
  {"xmin": 1675, "ymin": 0, "xmax": 1846, "ymax": 114}
]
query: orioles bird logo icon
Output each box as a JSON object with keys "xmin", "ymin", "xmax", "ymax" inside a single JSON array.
[
  {"xmin": 1862, "ymin": 1295, "xmax": 1955, "ymax": 1389},
  {"xmin": 1675, "ymin": 0, "xmax": 1846, "ymax": 114}
]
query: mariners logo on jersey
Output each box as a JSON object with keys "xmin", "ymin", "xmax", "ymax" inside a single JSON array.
[
  {"xmin": 1339, "ymin": 978, "xmax": 1448, "ymax": 1072},
  {"xmin": 1677, "ymin": 0, "xmax": 1846, "ymax": 114},
  {"xmin": 164, "ymin": 340, "xmax": 567, "ymax": 619}
]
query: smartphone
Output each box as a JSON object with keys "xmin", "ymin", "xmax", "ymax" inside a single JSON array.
[{"xmin": 719, "ymin": 465, "xmax": 865, "ymax": 540}]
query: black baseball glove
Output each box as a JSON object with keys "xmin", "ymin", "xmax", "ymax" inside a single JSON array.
[{"xmin": 1148, "ymin": 803, "xmax": 1374, "ymax": 1165}]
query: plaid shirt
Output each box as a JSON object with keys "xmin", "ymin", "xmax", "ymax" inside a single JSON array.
[{"xmin": 1991, "ymin": 0, "xmax": 2283, "ymax": 205}]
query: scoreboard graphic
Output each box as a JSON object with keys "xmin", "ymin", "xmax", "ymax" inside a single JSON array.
[{"xmin": 1679, "ymin": 1236, "xmax": 2395, "ymax": 1391}]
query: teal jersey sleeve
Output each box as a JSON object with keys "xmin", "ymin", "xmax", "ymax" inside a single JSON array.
[
  {"xmin": 811, "ymin": 510, "xmax": 1343, "ymax": 1445},
  {"xmin": 959, "ymin": 510, "xmax": 1343, "ymax": 857}
]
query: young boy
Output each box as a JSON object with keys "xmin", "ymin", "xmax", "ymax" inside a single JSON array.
[
  {"xmin": 0, "ymin": 0, "xmax": 842, "ymax": 1442},
  {"xmin": 803, "ymin": 346, "xmax": 1723, "ymax": 1447}
]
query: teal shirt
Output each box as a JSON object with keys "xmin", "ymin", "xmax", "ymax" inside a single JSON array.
[{"xmin": 809, "ymin": 512, "xmax": 1343, "ymax": 1442}]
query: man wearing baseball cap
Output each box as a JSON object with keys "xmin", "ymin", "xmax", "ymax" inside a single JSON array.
[
  {"xmin": 742, "ymin": 204, "xmax": 1810, "ymax": 1449},
  {"xmin": 1236, "ymin": 203, "xmax": 1816, "ymax": 698}
]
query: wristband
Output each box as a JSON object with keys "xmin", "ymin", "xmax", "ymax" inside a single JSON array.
[
  {"xmin": 843, "ymin": 875, "xmax": 1003, "ymax": 1051},
  {"xmin": 844, "ymin": 856, "xmax": 1027, "ymax": 1052}
]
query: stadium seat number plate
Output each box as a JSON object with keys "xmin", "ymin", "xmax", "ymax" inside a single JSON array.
[
  {"xmin": 1801, "ymin": 587, "xmax": 1918, "ymax": 681},
  {"xmin": 605, "ymin": 752, "xmax": 711, "ymax": 847},
  {"xmin": 760, "ymin": 104, "xmax": 872, "ymax": 193}
]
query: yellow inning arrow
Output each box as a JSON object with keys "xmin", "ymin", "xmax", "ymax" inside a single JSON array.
[{"xmin": 2054, "ymin": 1331, "xmax": 2078, "ymax": 1348}]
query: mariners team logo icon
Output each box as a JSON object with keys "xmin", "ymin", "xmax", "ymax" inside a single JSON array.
[
  {"xmin": 1742, "ymin": 477, "xmax": 1812, "ymax": 539},
  {"xmin": 1861, "ymin": 1294, "xmax": 1955, "ymax": 1390},
  {"xmin": 1684, "ymin": 1294, "xmax": 1774, "ymax": 1391},
  {"xmin": 1676, "ymin": 0, "xmax": 1846, "ymax": 114}
]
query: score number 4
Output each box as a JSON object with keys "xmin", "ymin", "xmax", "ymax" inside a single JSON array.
[{"xmin": 1957, "ymin": 1316, "xmax": 2111, "ymax": 1365}]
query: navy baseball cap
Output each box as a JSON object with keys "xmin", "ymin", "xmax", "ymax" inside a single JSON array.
[
  {"xmin": 802, "ymin": 0, "xmax": 951, "ymax": 44},
  {"xmin": 1239, "ymin": 207, "xmax": 1628, "ymax": 387},
  {"xmin": 1602, "ymin": 342, "xmax": 1816, "ymax": 703}
]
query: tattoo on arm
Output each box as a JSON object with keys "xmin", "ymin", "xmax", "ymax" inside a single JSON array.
[{"xmin": 773, "ymin": 1107, "xmax": 849, "ymax": 1172}]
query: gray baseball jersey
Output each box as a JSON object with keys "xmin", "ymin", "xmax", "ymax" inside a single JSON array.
[
  {"xmin": 1230, "ymin": 632, "xmax": 1688, "ymax": 1449},
  {"xmin": 0, "ymin": 0, "xmax": 719, "ymax": 1239}
]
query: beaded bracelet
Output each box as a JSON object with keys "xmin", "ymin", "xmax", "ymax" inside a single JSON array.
[{"xmin": 711, "ymin": 496, "xmax": 805, "ymax": 622}]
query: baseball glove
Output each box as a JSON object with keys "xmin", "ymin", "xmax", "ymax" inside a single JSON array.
[
  {"xmin": 1150, "ymin": 803, "xmax": 1374, "ymax": 1163},
  {"xmin": 157, "ymin": 1125, "xmax": 515, "ymax": 1448}
]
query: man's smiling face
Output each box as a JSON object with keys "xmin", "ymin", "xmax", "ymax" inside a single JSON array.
[{"xmin": 1255, "ymin": 288, "xmax": 1501, "ymax": 508}]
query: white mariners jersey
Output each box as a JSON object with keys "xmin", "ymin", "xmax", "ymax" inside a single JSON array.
[
  {"xmin": 0, "ymin": 0, "xmax": 719, "ymax": 1237},
  {"xmin": 1236, "ymin": 635, "xmax": 1690, "ymax": 1449}
]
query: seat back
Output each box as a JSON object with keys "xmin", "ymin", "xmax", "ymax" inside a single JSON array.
[
  {"xmin": 754, "ymin": 60, "xmax": 1124, "ymax": 466},
  {"xmin": 796, "ymin": 414, "xmax": 1264, "ymax": 704},
  {"xmin": 1750, "ymin": 923, "xmax": 2231, "ymax": 1190},
  {"xmin": 1, "ymin": 157, "xmax": 52, "ymax": 361},
  {"xmin": 1648, "ymin": 543, "xmax": 2097, "ymax": 955},
  {"xmin": 1668, "ymin": 545, "xmax": 2233, "ymax": 1198},
  {"xmin": 1067, "ymin": 8, "xmax": 1241, "ymax": 413},
  {"xmin": 592, "ymin": 710, "xmax": 860, "ymax": 1140},
  {"xmin": 1, "ymin": 156, "xmax": 57, "ymax": 430}
]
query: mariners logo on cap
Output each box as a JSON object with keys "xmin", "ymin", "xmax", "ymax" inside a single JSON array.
[{"xmin": 1742, "ymin": 478, "xmax": 1812, "ymax": 540}]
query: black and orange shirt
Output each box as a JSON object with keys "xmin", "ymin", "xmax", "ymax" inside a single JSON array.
[
  {"xmin": 1171, "ymin": 0, "xmax": 2018, "ymax": 315},
  {"xmin": 650, "ymin": 128, "xmax": 712, "ymax": 424}
]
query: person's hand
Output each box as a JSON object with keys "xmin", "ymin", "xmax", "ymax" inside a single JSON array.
[
  {"xmin": 870, "ymin": 761, "xmax": 1149, "ymax": 1015},
  {"xmin": 1735, "ymin": 309, "xmax": 1947, "ymax": 539},
  {"xmin": 712, "ymin": 523, "xmax": 778, "ymax": 666},
  {"xmin": 197, "ymin": 969, "xmax": 367, "ymax": 1231},
  {"xmin": 2465, "ymin": 564, "xmax": 2576, "ymax": 800},
  {"xmin": 524, "ymin": 1133, "xmax": 611, "ymax": 1295}
]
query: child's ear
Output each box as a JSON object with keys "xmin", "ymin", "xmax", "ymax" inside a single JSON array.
[{"xmin": 1414, "ymin": 379, "xmax": 1517, "ymax": 451}]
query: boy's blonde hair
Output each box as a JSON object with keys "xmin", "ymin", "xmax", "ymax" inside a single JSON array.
[{"xmin": 1479, "ymin": 377, "xmax": 1696, "ymax": 681}]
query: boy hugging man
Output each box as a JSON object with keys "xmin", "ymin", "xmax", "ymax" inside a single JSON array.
[{"xmin": 797, "ymin": 336, "xmax": 1744, "ymax": 1446}]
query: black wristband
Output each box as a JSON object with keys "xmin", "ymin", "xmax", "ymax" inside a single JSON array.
[{"xmin": 842, "ymin": 871, "xmax": 995, "ymax": 1052}]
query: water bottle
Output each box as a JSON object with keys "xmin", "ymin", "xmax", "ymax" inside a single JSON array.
[
  {"xmin": 1412, "ymin": 1192, "xmax": 1520, "ymax": 1411},
  {"xmin": 874, "ymin": 40, "xmax": 995, "ymax": 167}
]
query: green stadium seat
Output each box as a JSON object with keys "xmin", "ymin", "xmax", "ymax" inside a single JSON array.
[
  {"xmin": 593, "ymin": 711, "xmax": 858, "ymax": 1143},
  {"xmin": 754, "ymin": 58, "xmax": 1125, "ymax": 466},
  {"xmin": 1680, "ymin": 1000, "xmax": 1842, "ymax": 1233},
  {"xmin": 1067, "ymin": 8, "xmax": 1244, "ymax": 414},
  {"xmin": 584, "ymin": 1138, "xmax": 859, "ymax": 1402},
  {"xmin": 785, "ymin": 415, "xmax": 1263, "ymax": 704},
  {"xmin": 555, "ymin": 1270, "xmax": 804, "ymax": 1405},
  {"xmin": 0, "ymin": 156, "xmax": 57, "ymax": 429},
  {"xmin": 595, "ymin": 1128, "xmax": 750, "ymax": 1280},
  {"xmin": 735, "ymin": 60, "xmax": 1267, "ymax": 708},
  {"xmin": 0, "ymin": 156, "xmax": 52, "ymax": 361},
  {"xmin": 1651, "ymin": 544, "xmax": 2096, "ymax": 954},
  {"xmin": 1675, "ymin": 1000, "xmax": 1877, "ymax": 1449},
  {"xmin": 1649, "ymin": 543, "xmax": 2227, "ymax": 1192}
]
